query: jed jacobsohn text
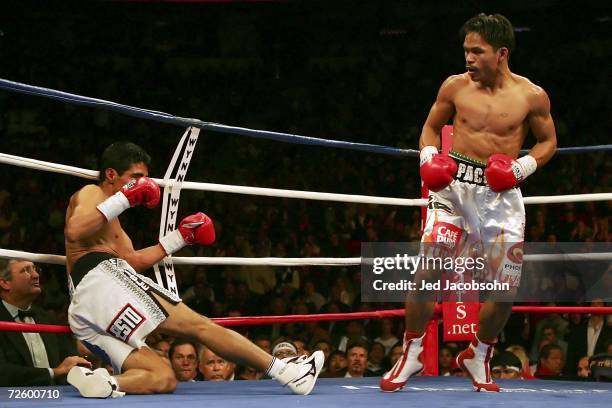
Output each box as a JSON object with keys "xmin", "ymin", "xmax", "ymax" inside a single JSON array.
[
  {"xmin": 372, "ymin": 279, "xmax": 510, "ymax": 291},
  {"xmin": 372, "ymin": 254, "xmax": 486, "ymax": 275}
]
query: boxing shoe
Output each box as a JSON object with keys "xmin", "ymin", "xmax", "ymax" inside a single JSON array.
[
  {"xmin": 67, "ymin": 366, "xmax": 125, "ymax": 398},
  {"xmin": 456, "ymin": 336, "xmax": 500, "ymax": 392},
  {"xmin": 380, "ymin": 331, "xmax": 425, "ymax": 392},
  {"xmin": 274, "ymin": 350, "xmax": 324, "ymax": 395}
]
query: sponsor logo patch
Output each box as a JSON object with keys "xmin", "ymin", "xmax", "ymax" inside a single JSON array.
[
  {"xmin": 431, "ymin": 222, "xmax": 463, "ymax": 250},
  {"xmin": 107, "ymin": 304, "xmax": 145, "ymax": 342},
  {"xmin": 506, "ymin": 242, "xmax": 524, "ymax": 263}
]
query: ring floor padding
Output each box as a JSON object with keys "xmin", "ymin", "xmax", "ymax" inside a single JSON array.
[{"xmin": 2, "ymin": 376, "xmax": 610, "ymax": 408}]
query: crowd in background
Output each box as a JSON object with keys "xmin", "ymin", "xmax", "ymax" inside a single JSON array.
[{"xmin": 0, "ymin": 1, "xmax": 610, "ymax": 384}]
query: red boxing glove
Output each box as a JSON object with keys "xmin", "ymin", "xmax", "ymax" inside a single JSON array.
[
  {"xmin": 485, "ymin": 154, "xmax": 537, "ymax": 192},
  {"xmin": 159, "ymin": 212, "xmax": 216, "ymax": 255},
  {"xmin": 420, "ymin": 146, "xmax": 457, "ymax": 192},
  {"xmin": 121, "ymin": 177, "xmax": 161, "ymax": 208},
  {"xmin": 97, "ymin": 177, "xmax": 160, "ymax": 221}
]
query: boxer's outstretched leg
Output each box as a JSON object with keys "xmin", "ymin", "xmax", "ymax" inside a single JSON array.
[{"xmin": 154, "ymin": 294, "xmax": 323, "ymax": 395}]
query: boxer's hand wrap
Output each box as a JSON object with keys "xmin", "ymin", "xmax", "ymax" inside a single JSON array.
[
  {"xmin": 159, "ymin": 212, "xmax": 215, "ymax": 255},
  {"xmin": 97, "ymin": 177, "xmax": 160, "ymax": 221},
  {"xmin": 420, "ymin": 146, "xmax": 458, "ymax": 192},
  {"xmin": 485, "ymin": 154, "xmax": 537, "ymax": 192}
]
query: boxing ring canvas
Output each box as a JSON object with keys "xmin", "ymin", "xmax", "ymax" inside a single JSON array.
[{"xmin": 3, "ymin": 377, "xmax": 611, "ymax": 408}]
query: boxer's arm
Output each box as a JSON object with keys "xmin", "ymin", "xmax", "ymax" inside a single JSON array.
[
  {"xmin": 122, "ymin": 213, "xmax": 215, "ymax": 272},
  {"xmin": 526, "ymin": 87, "xmax": 557, "ymax": 167},
  {"xmin": 64, "ymin": 185, "xmax": 109, "ymax": 242},
  {"xmin": 419, "ymin": 75, "xmax": 459, "ymax": 150},
  {"xmin": 123, "ymin": 242, "xmax": 168, "ymax": 273}
]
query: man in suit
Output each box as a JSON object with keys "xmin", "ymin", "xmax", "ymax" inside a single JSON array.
[
  {"xmin": 565, "ymin": 299, "xmax": 611, "ymax": 377},
  {"xmin": 0, "ymin": 258, "xmax": 89, "ymax": 386}
]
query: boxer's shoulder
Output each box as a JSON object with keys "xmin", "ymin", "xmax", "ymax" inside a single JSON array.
[
  {"xmin": 443, "ymin": 74, "xmax": 470, "ymax": 90},
  {"xmin": 70, "ymin": 184, "xmax": 106, "ymax": 207},
  {"xmin": 512, "ymin": 74, "xmax": 547, "ymax": 98}
]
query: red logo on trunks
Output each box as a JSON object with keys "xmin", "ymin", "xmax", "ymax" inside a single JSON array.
[
  {"xmin": 506, "ymin": 242, "xmax": 523, "ymax": 263},
  {"xmin": 107, "ymin": 304, "xmax": 145, "ymax": 342},
  {"xmin": 432, "ymin": 222, "xmax": 462, "ymax": 249}
]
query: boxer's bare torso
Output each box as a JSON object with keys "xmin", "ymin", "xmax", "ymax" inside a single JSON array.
[
  {"xmin": 420, "ymin": 32, "xmax": 556, "ymax": 166},
  {"xmin": 64, "ymin": 162, "xmax": 148, "ymax": 274},
  {"xmin": 65, "ymin": 185, "xmax": 134, "ymax": 274},
  {"xmin": 450, "ymin": 73, "xmax": 541, "ymax": 162}
]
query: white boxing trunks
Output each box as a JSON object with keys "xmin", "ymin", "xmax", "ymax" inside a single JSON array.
[
  {"xmin": 422, "ymin": 152, "xmax": 525, "ymax": 287},
  {"xmin": 68, "ymin": 252, "xmax": 181, "ymax": 373}
]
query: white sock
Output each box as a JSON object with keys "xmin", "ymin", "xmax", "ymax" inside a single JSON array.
[
  {"xmin": 267, "ymin": 357, "xmax": 297, "ymax": 385},
  {"xmin": 473, "ymin": 335, "xmax": 494, "ymax": 358}
]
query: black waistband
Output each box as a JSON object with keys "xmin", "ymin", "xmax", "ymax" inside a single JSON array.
[
  {"xmin": 449, "ymin": 152, "xmax": 487, "ymax": 186},
  {"xmin": 71, "ymin": 252, "xmax": 115, "ymax": 287}
]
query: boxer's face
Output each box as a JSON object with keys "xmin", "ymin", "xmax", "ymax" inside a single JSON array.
[
  {"xmin": 106, "ymin": 162, "xmax": 149, "ymax": 192},
  {"xmin": 463, "ymin": 32, "xmax": 507, "ymax": 83}
]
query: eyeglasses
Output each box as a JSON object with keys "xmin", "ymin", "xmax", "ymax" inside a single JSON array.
[{"xmin": 19, "ymin": 265, "xmax": 41, "ymax": 275}]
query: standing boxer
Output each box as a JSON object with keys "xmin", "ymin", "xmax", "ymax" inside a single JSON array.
[{"xmin": 381, "ymin": 13, "xmax": 556, "ymax": 392}]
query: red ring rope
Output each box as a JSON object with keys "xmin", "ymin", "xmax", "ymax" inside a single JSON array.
[{"xmin": 2, "ymin": 306, "xmax": 610, "ymax": 334}]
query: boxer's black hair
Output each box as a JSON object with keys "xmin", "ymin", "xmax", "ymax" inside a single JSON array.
[
  {"xmin": 98, "ymin": 141, "xmax": 151, "ymax": 182},
  {"xmin": 460, "ymin": 13, "xmax": 515, "ymax": 54}
]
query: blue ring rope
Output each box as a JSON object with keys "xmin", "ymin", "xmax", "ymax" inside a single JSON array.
[{"xmin": 0, "ymin": 78, "xmax": 609, "ymax": 156}]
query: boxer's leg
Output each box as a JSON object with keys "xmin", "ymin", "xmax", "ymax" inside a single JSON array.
[{"xmin": 153, "ymin": 294, "xmax": 324, "ymax": 395}]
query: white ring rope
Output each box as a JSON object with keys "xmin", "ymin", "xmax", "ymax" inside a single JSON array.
[
  {"xmin": 1, "ymin": 152, "xmax": 610, "ymax": 206},
  {"xmin": 1, "ymin": 248, "xmax": 611, "ymax": 266}
]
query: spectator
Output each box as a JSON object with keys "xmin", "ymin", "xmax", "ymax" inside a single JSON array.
[
  {"xmin": 565, "ymin": 300, "xmax": 611, "ymax": 375},
  {"xmin": 294, "ymin": 338, "xmax": 310, "ymax": 356},
  {"xmin": 541, "ymin": 325, "xmax": 568, "ymax": 357},
  {"xmin": 506, "ymin": 344, "xmax": 535, "ymax": 379},
  {"xmin": 272, "ymin": 341, "xmax": 298, "ymax": 360},
  {"xmin": 386, "ymin": 343, "xmax": 403, "ymax": 371},
  {"xmin": 438, "ymin": 346, "xmax": 455, "ymax": 376},
  {"xmin": 336, "ymin": 320, "xmax": 369, "ymax": 352},
  {"xmin": 576, "ymin": 356, "xmax": 591, "ymax": 379},
  {"xmin": 169, "ymin": 340, "xmax": 200, "ymax": 382},
  {"xmin": 490, "ymin": 351, "xmax": 523, "ymax": 380},
  {"xmin": 302, "ymin": 280, "xmax": 326, "ymax": 311},
  {"xmin": 184, "ymin": 278, "xmax": 214, "ymax": 316},
  {"xmin": 374, "ymin": 318, "xmax": 399, "ymax": 355},
  {"xmin": 534, "ymin": 344, "xmax": 565, "ymax": 379},
  {"xmin": 345, "ymin": 344, "xmax": 368, "ymax": 378},
  {"xmin": 253, "ymin": 335, "xmax": 272, "ymax": 354},
  {"xmin": 321, "ymin": 350, "xmax": 347, "ymax": 378},
  {"xmin": 199, "ymin": 346, "xmax": 235, "ymax": 381},
  {"xmin": 367, "ymin": 342, "xmax": 385, "ymax": 376},
  {"xmin": 235, "ymin": 365, "xmax": 264, "ymax": 381},
  {"xmin": 528, "ymin": 306, "xmax": 569, "ymax": 362},
  {"xmin": 314, "ymin": 339, "xmax": 332, "ymax": 371},
  {"xmin": 0, "ymin": 259, "xmax": 89, "ymax": 386}
]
